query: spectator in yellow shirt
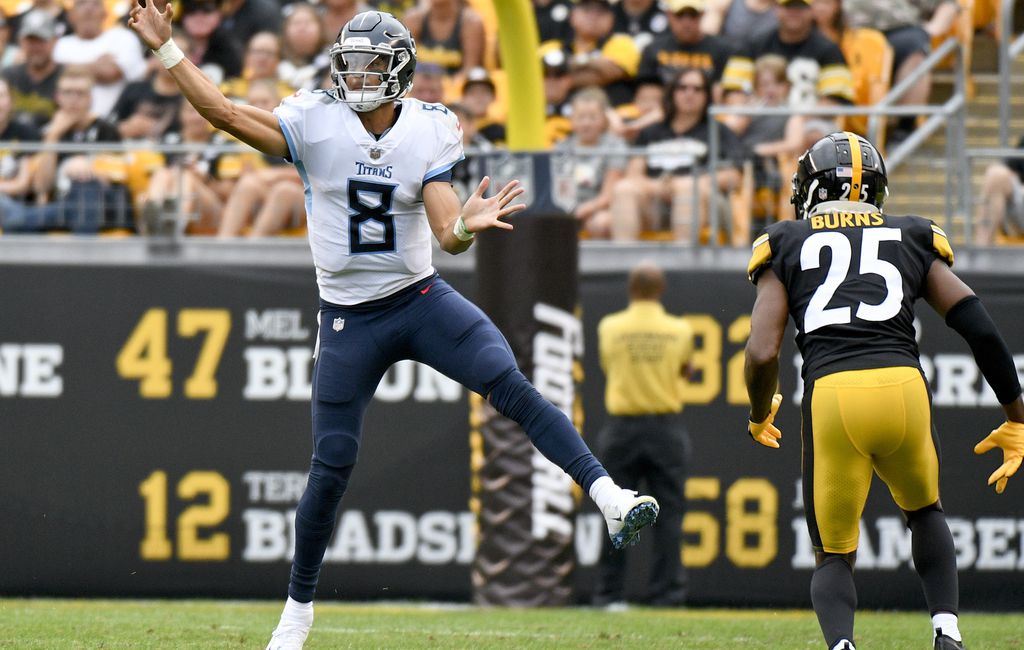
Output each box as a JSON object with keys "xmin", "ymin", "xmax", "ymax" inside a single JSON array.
[{"xmin": 593, "ymin": 261, "xmax": 694, "ymax": 608}]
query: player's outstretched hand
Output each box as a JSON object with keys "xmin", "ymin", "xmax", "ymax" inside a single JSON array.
[
  {"xmin": 748, "ymin": 393, "xmax": 783, "ymax": 449},
  {"xmin": 460, "ymin": 176, "xmax": 526, "ymax": 234},
  {"xmin": 974, "ymin": 420, "xmax": 1024, "ymax": 494},
  {"xmin": 128, "ymin": 0, "xmax": 173, "ymax": 51}
]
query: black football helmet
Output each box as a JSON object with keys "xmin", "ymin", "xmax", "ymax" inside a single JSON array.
[
  {"xmin": 330, "ymin": 11, "xmax": 416, "ymax": 112},
  {"xmin": 791, "ymin": 132, "xmax": 889, "ymax": 218}
]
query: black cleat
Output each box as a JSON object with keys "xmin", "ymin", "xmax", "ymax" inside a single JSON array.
[{"xmin": 935, "ymin": 630, "xmax": 965, "ymax": 650}]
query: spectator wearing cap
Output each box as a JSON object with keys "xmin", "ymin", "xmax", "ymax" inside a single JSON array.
[
  {"xmin": 843, "ymin": 0, "xmax": 958, "ymax": 142},
  {"xmin": 2, "ymin": 9, "xmax": 64, "ymax": 128},
  {"xmin": 702, "ymin": 0, "xmax": 777, "ymax": 40},
  {"xmin": 5, "ymin": 0, "xmax": 71, "ymax": 44},
  {"xmin": 176, "ymin": 0, "xmax": 244, "ymax": 87},
  {"xmin": 404, "ymin": 0, "xmax": 485, "ymax": 76},
  {"xmin": 612, "ymin": 0, "xmax": 669, "ymax": 53},
  {"xmin": 721, "ymin": 0, "xmax": 853, "ymax": 109},
  {"xmin": 218, "ymin": 0, "xmax": 282, "ymax": 50},
  {"xmin": 52, "ymin": 0, "xmax": 146, "ymax": 120},
  {"xmin": 461, "ymin": 67, "xmax": 506, "ymax": 145},
  {"xmin": 637, "ymin": 0, "xmax": 734, "ymax": 100},
  {"xmin": 540, "ymin": 0, "xmax": 641, "ymax": 106},
  {"xmin": 533, "ymin": 0, "xmax": 574, "ymax": 43}
]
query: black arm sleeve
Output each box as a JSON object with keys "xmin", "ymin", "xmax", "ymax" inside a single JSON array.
[{"xmin": 945, "ymin": 295, "xmax": 1023, "ymax": 404}]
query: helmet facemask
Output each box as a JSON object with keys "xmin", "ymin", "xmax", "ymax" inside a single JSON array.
[{"xmin": 330, "ymin": 39, "xmax": 413, "ymax": 112}]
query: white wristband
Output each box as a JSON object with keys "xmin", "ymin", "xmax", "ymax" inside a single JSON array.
[
  {"xmin": 153, "ymin": 38, "xmax": 185, "ymax": 69},
  {"xmin": 453, "ymin": 216, "xmax": 474, "ymax": 242}
]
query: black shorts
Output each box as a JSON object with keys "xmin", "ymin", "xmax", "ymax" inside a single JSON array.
[{"xmin": 885, "ymin": 25, "xmax": 931, "ymax": 73}]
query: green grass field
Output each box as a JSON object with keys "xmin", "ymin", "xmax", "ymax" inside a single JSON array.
[{"xmin": 1, "ymin": 599, "xmax": 1021, "ymax": 649}]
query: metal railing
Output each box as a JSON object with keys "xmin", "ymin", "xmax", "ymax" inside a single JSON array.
[
  {"xmin": 0, "ymin": 140, "xmax": 274, "ymax": 236},
  {"xmin": 707, "ymin": 38, "xmax": 969, "ymax": 237},
  {"xmin": 1000, "ymin": 0, "xmax": 1024, "ymax": 147}
]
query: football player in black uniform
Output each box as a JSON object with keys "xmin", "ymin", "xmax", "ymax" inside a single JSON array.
[{"xmin": 743, "ymin": 132, "xmax": 1024, "ymax": 650}]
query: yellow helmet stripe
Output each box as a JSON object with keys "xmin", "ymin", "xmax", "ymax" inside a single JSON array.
[{"xmin": 846, "ymin": 132, "xmax": 862, "ymax": 199}]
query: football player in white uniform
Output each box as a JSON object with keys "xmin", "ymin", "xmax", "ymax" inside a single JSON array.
[{"xmin": 130, "ymin": 5, "xmax": 662, "ymax": 649}]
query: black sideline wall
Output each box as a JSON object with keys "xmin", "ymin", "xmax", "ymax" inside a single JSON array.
[{"xmin": 2, "ymin": 264, "xmax": 1022, "ymax": 608}]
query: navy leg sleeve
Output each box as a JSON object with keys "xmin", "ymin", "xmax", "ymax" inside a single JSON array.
[
  {"xmin": 288, "ymin": 460, "xmax": 354, "ymax": 603},
  {"xmin": 287, "ymin": 301, "xmax": 397, "ymax": 602},
  {"xmin": 409, "ymin": 280, "xmax": 608, "ymax": 491},
  {"xmin": 489, "ymin": 369, "xmax": 608, "ymax": 491}
]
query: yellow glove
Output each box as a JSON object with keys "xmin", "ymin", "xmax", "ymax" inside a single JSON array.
[
  {"xmin": 749, "ymin": 393, "xmax": 783, "ymax": 449},
  {"xmin": 974, "ymin": 420, "xmax": 1024, "ymax": 494}
]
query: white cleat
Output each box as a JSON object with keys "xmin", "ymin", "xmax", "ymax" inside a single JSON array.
[
  {"xmin": 603, "ymin": 490, "xmax": 659, "ymax": 549},
  {"xmin": 266, "ymin": 600, "xmax": 313, "ymax": 650},
  {"xmin": 266, "ymin": 620, "xmax": 311, "ymax": 650}
]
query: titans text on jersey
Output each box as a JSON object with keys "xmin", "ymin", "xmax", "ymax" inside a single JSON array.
[{"xmin": 275, "ymin": 91, "xmax": 464, "ymax": 305}]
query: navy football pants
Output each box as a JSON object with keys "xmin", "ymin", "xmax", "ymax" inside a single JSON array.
[{"xmin": 288, "ymin": 274, "xmax": 608, "ymax": 601}]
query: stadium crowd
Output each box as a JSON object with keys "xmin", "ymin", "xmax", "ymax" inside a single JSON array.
[{"xmin": 0, "ymin": 0, "xmax": 997, "ymax": 244}]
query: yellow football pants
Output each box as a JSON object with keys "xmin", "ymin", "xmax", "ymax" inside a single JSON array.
[{"xmin": 804, "ymin": 366, "xmax": 939, "ymax": 554}]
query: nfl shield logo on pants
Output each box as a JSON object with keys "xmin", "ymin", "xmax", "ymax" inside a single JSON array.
[{"xmin": 332, "ymin": 317, "xmax": 345, "ymax": 332}]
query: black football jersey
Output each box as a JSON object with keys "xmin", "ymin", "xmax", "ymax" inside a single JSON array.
[{"xmin": 747, "ymin": 206, "xmax": 955, "ymax": 382}]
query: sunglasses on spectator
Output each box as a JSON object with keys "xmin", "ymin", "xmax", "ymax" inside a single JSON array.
[{"xmin": 675, "ymin": 83, "xmax": 706, "ymax": 93}]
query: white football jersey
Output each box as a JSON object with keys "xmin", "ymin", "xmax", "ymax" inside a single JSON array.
[{"xmin": 275, "ymin": 90, "xmax": 464, "ymax": 305}]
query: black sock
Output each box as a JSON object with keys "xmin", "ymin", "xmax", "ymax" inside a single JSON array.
[
  {"xmin": 909, "ymin": 508, "xmax": 959, "ymax": 615},
  {"xmin": 811, "ymin": 554, "xmax": 857, "ymax": 648}
]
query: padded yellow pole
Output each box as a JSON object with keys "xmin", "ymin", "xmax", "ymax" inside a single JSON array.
[{"xmin": 492, "ymin": 0, "xmax": 547, "ymax": 150}]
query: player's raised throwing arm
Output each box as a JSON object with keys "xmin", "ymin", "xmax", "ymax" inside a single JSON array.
[{"xmin": 128, "ymin": 0, "xmax": 289, "ymax": 159}]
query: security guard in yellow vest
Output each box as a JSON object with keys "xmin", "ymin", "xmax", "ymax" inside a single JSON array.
[{"xmin": 593, "ymin": 261, "xmax": 694, "ymax": 607}]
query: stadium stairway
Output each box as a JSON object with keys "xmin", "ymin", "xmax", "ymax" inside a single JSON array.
[{"xmin": 884, "ymin": 28, "xmax": 1024, "ymax": 245}]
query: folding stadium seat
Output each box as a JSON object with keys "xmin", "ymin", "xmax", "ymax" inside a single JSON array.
[
  {"xmin": 972, "ymin": 0, "xmax": 1000, "ymax": 35},
  {"xmin": 840, "ymin": 28, "xmax": 894, "ymax": 148}
]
